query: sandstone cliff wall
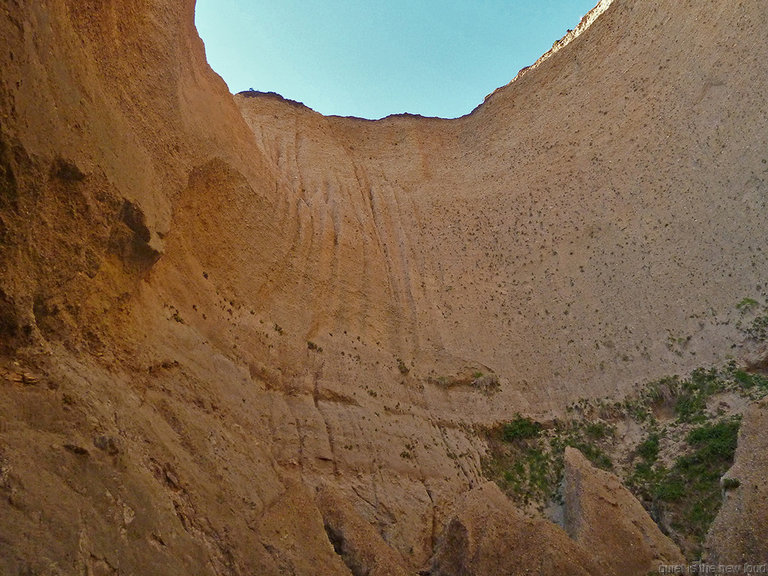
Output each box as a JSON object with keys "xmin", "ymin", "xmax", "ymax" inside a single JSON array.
[{"xmin": 1, "ymin": 0, "xmax": 767, "ymax": 573}]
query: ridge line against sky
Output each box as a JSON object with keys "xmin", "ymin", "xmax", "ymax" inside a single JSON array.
[{"xmin": 195, "ymin": 1, "xmax": 599, "ymax": 120}]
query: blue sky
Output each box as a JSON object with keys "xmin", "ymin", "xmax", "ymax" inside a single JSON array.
[{"xmin": 195, "ymin": 1, "xmax": 598, "ymax": 119}]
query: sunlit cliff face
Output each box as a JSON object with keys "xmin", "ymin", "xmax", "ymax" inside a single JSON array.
[{"xmin": 1, "ymin": 0, "xmax": 767, "ymax": 573}]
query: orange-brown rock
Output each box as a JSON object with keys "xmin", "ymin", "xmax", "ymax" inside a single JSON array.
[
  {"xmin": 430, "ymin": 482, "xmax": 600, "ymax": 576},
  {"xmin": 563, "ymin": 447, "xmax": 684, "ymax": 575},
  {"xmin": 316, "ymin": 485, "xmax": 413, "ymax": 576},
  {"xmin": 1, "ymin": 0, "xmax": 767, "ymax": 573}
]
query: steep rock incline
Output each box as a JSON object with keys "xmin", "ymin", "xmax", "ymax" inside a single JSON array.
[
  {"xmin": 563, "ymin": 447, "xmax": 683, "ymax": 575},
  {"xmin": 430, "ymin": 482, "xmax": 600, "ymax": 576},
  {"xmin": 1, "ymin": 0, "xmax": 767, "ymax": 574},
  {"xmin": 705, "ymin": 399, "xmax": 768, "ymax": 563},
  {"xmin": 237, "ymin": 0, "xmax": 768, "ymax": 410}
]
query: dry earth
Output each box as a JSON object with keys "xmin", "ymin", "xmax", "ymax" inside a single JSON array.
[{"xmin": 1, "ymin": 0, "xmax": 767, "ymax": 574}]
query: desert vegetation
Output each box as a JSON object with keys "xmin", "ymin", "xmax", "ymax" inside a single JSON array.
[{"xmin": 484, "ymin": 358, "xmax": 768, "ymax": 558}]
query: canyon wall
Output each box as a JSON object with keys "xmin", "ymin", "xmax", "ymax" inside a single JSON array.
[{"xmin": 1, "ymin": 0, "xmax": 767, "ymax": 573}]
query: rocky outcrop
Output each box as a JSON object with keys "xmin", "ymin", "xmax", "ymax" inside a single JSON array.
[
  {"xmin": 744, "ymin": 345, "xmax": 768, "ymax": 375},
  {"xmin": 705, "ymin": 399, "xmax": 768, "ymax": 563},
  {"xmin": 258, "ymin": 481, "xmax": 354, "ymax": 576},
  {"xmin": 430, "ymin": 482, "xmax": 600, "ymax": 576},
  {"xmin": 563, "ymin": 447, "xmax": 684, "ymax": 575},
  {"xmin": 1, "ymin": 0, "xmax": 767, "ymax": 573},
  {"xmin": 316, "ymin": 485, "xmax": 413, "ymax": 576}
]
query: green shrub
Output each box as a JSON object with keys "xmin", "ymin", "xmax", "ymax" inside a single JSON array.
[
  {"xmin": 687, "ymin": 419, "xmax": 740, "ymax": 460},
  {"xmin": 567, "ymin": 440, "xmax": 613, "ymax": 470},
  {"xmin": 746, "ymin": 313, "xmax": 768, "ymax": 341},
  {"xmin": 637, "ymin": 433, "xmax": 660, "ymax": 463},
  {"xmin": 736, "ymin": 297, "xmax": 759, "ymax": 312},
  {"xmin": 502, "ymin": 416, "xmax": 542, "ymax": 442},
  {"xmin": 654, "ymin": 476, "xmax": 686, "ymax": 501},
  {"xmin": 585, "ymin": 421, "xmax": 613, "ymax": 439},
  {"xmin": 675, "ymin": 392, "xmax": 706, "ymax": 422},
  {"xmin": 649, "ymin": 416, "xmax": 742, "ymax": 551},
  {"xmin": 733, "ymin": 369, "xmax": 756, "ymax": 389},
  {"xmin": 672, "ymin": 367, "xmax": 728, "ymax": 423},
  {"xmin": 722, "ymin": 477, "xmax": 740, "ymax": 491}
]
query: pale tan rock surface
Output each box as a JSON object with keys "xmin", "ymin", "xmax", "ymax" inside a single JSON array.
[
  {"xmin": 1, "ymin": 0, "xmax": 767, "ymax": 573},
  {"xmin": 563, "ymin": 447, "xmax": 684, "ymax": 575},
  {"xmin": 705, "ymin": 399, "xmax": 768, "ymax": 564},
  {"xmin": 316, "ymin": 485, "xmax": 414, "ymax": 576},
  {"xmin": 430, "ymin": 482, "xmax": 600, "ymax": 576}
]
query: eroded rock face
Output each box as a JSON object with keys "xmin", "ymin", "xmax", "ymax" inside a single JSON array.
[
  {"xmin": 430, "ymin": 482, "xmax": 600, "ymax": 576},
  {"xmin": 1, "ymin": 0, "xmax": 767, "ymax": 573},
  {"xmin": 316, "ymin": 485, "xmax": 413, "ymax": 576},
  {"xmin": 563, "ymin": 447, "xmax": 684, "ymax": 576},
  {"xmin": 705, "ymin": 400, "xmax": 768, "ymax": 564}
]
